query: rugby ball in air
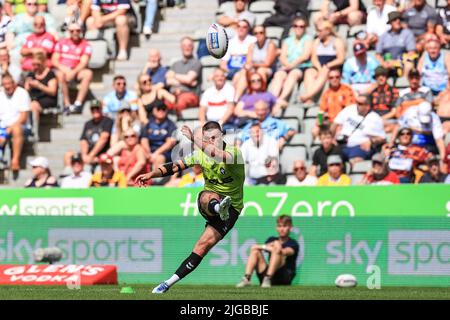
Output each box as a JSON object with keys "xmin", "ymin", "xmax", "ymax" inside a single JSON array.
[
  {"xmin": 335, "ymin": 274, "xmax": 357, "ymax": 288},
  {"xmin": 206, "ymin": 23, "xmax": 229, "ymax": 59}
]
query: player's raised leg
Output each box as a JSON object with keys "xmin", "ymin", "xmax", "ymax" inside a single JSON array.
[
  {"xmin": 152, "ymin": 226, "xmax": 222, "ymax": 293},
  {"xmin": 198, "ymin": 190, "xmax": 231, "ymax": 221}
]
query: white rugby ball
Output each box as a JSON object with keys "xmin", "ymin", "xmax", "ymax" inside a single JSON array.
[
  {"xmin": 206, "ymin": 23, "xmax": 229, "ymax": 59},
  {"xmin": 335, "ymin": 274, "xmax": 357, "ymax": 288}
]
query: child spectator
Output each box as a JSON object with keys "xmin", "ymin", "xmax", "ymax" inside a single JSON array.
[{"xmin": 310, "ymin": 129, "xmax": 345, "ymax": 177}]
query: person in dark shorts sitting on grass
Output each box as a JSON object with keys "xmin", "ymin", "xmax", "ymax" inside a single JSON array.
[{"xmin": 236, "ymin": 215, "xmax": 299, "ymax": 288}]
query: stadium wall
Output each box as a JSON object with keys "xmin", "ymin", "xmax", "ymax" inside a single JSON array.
[{"xmin": 0, "ymin": 185, "xmax": 448, "ymax": 287}]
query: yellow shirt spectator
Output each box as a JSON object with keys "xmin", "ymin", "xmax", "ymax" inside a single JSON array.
[
  {"xmin": 89, "ymin": 170, "xmax": 128, "ymax": 188},
  {"xmin": 317, "ymin": 173, "xmax": 352, "ymax": 186}
]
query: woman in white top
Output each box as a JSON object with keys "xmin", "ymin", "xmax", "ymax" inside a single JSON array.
[
  {"xmin": 234, "ymin": 25, "xmax": 278, "ymax": 101},
  {"xmin": 299, "ymin": 20, "xmax": 345, "ymax": 104}
]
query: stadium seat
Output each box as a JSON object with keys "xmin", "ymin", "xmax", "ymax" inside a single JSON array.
[
  {"xmin": 255, "ymin": 12, "xmax": 271, "ymax": 26},
  {"xmin": 265, "ymin": 26, "xmax": 284, "ymax": 41},
  {"xmin": 305, "ymin": 106, "xmax": 319, "ymax": 119},
  {"xmin": 280, "ymin": 146, "xmax": 307, "ymax": 174},
  {"xmin": 350, "ymin": 160, "xmax": 371, "ymax": 174},
  {"xmin": 249, "ymin": 1, "xmax": 275, "ymax": 14},
  {"xmin": 350, "ymin": 173, "xmax": 364, "ymax": 185},
  {"xmin": 282, "ymin": 118, "xmax": 300, "ymax": 132},
  {"xmin": 201, "ymin": 67, "xmax": 215, "ymax": 91},
  {"xmin": 302, "ymin": 118, "xmax": 316, "ymax": 135},
  {"xmin": 282, "ymin": 105, "xmax": 304, "ymax": 121},
  {"xmin": 88, "ymin": 40, "xmax": 110, "ymax": 69},
  {"xmin": 200, "ymin": 55, "xmax": 220, "ymax": 68},
  {"xmin": 307, "ymin": 0, "xmax": 323, "ymax": 12},
  {"xmin": 437, "ymin": 0, "xmax": 446, "ymax": 7},
  {"xmin": 394, "ymin": 77, "xmax": 409, "ymax": 89},
  {"xmin": 180, "ymin": 108, "xmax": 199, "ymax": 120},
  {"xmin": 337, "ymin": 24, "xmax": 350, "ymax": 40},
  {"xmin": 289, "ymin": 133, "xmax": 312, "ymax": 147},
  {"xmin": 348, "ymin": 24, "xmax": 366, "ymax": 37},
  {"xmin": 216, "ymin": 1, "xmax": 234, "ymax": 15},
  {"xmin": 47, "ymin": 0, "xmax": 66, "ymax": 27}
]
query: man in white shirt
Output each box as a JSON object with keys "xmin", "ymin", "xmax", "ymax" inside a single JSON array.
[
  {"xmin": 286, "ymin": 160, "xmax": 317, "ymax": 186},
  {"xmin": 60, "ymin": 153, "xmax": 92, "ymax": 188},
  {"xmin": 397, "ymin": 101, "xmax": 446, "ymax": 162},
  {"xmin": 0, "ymin": 73, "xmax": 31, "ymax": 171},
  {"xmin": 220, "ymin": 19, "xmax": 256, "ymax": 83},
  {"xmin": 365, "ymin": 0, "xmax": 396, "ymax": 48},
  {"xmin": 241, "ymin": 122, "xmax": 282, "ymax": 185},
  {"xmin": 332, "ymin": 94, "xmax": 386, "ymax": 164},
  {"xmin": 199, "ymin": 68, "xmax": 235, "ymax": 129}
]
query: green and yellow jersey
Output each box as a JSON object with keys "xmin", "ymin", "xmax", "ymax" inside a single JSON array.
[{"xmin": 183, "ymin": 144, "xmax": 245, "ymax": 212}]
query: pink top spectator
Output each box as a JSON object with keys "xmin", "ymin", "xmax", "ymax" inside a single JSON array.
[
  {"xmin": 53, "ymin": 38, "xmax": 92, "ymax": 69},
  {"xmin": 21, "ymin": 32, "xmax": 56, "ymax": 71}
]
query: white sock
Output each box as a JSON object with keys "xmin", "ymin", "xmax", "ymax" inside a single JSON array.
[
  {"xmin": 165, "ymin": 274, "xmax": 180, "ymax": 286},
  {"xmin": 74, "ymin": 101, "xmax": 82, "ymax": 106}
]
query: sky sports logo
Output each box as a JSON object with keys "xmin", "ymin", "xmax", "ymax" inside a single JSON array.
[
  {"xmin": 388, "ymin": 231, "xmax": 450, "ymax": 276},
  {"xmin": 0, "ymin": 198, "xmax": 94, "ymax": 216}
]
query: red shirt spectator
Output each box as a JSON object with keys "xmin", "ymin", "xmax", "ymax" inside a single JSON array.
[
  {"xmin": 21, "ymin": 31, "xmax": 55, "ymax": 71},
  {"xmin": 53, "ymin": 37, "xmax": 92, "ymax": 69}
]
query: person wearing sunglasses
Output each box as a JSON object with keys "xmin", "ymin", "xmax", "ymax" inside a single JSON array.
[
  {"xmin": 419, "ymin": 155, "xmax": 449, "ymax": 183},
  {"xmin": 107, "ymin": 128, "xmax": 148, "ymax": 186},
  {"xmin": 140, "ymin": 104, "xmax": 177, "ymax": 173},
  {"xmin": 102, "ymin": 74, "xmax": 139, "ymax": 120},
  {"xmin": 234, "ymin": 25, "xmax": 277, "ymax": 101},
  {"xmin": 24, "ymin": 156, "xmax": 58, "ymax": 188},
  {"xmin": 270, "ymin": 16, "xmax": 314, "ymax": 108},
  {"xmin": 136, "ymin": 73, "xmax": 175, "ymax": 125},
  {"xmin": 20, "ymin": 15, "xmax": 56, "ymax": 72},
  {"xmin": 384, "ymin": 127, "xmax": 431, "ymax": 183},
  {"xmin": 317, "ymin": 155, "xmax": 351, "ymax": 186},
  {"xmin": 360, "ymin": 152, "xmax": 400, "ymax": 185},
  {"xmin": 5, "ymin": 0, "xmax": 56, "ymax": 61},
  {"xmin": 286, "ymin": 159, "xmax": 317, "ymax": 186},
  {"xmin": 52, "ymin": 22, "xmax": 92, "ymax": 114}
]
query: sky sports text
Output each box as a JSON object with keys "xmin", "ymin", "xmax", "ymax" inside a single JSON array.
[{"xmin": 0, "ymin": 198, "xmax": 93, "ymax": 216}]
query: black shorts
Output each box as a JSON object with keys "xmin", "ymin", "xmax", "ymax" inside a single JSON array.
[
  {"xmin": 197, "ymin": 191, "xmax": 240, "ymax": 238},
  {"xmin": 257, "ymin": 265, "xmax": 295, "ymax": 286}
]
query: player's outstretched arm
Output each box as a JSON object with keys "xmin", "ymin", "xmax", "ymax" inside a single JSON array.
[
  {"xmin": 135, "ymin": 160, "xmax": 188, "ymax": 186},
  {"xmin": 181, "ymin": 125, "xmax": 234, "ymax": 163}
]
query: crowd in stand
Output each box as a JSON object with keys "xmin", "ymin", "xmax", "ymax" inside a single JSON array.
[{"xmin": 0, "ymin": 0, "xmax": 449, "ymax": 188}]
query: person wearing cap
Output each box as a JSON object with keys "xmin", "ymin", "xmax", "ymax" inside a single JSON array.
[
  {"xmin": 369, "ymin": 66, "xmax": 399, "ymax": 133},
  {"xmin": 317, "ymin": 155, "xmax": 351, "ymax": 186},
  {"xmin": 141, "ymin": 101, "xmax": 177, "ymax": 171},
  {"xmin": 385, "ymin": 127, "xmax": 431, "ymax": 183},
  {"xmin": 397, "ymin": 101, "xmax": 446, "ymax": 163},
  {"xmin": 342, "ymin": 41, "xmax": 380, "ymax": 95},
  {"xmin": 89, "ymin": 152, "xmax": 127, "ymax": 187},
  {"xmin": 60, "ymin": 153, "xmax": 92, "ymax": 188},
  {"xmin": 394, "ymin": 68, "xmax": 433, "ymax": 118},
  {"xmin": 64, "ymin": 99, "xmax": 113, "ymax": 171},
  {"xmin": 103, "ymin": 74, "xmax": 139, "ymax": 120},
  {"xmin": 365, "ymin": 0, "xmax": 396, "ymax": 48},
  {"xmin": 52, "ymin": 22, "xmax": 92, "ymax": 114},
  {"xmin": 24, "ymin": 156, "xmax": 58, "ymax": 188},
  {"xmin": 419, "ymin": 155, "xmax": 448, "ymax": 183},
  {"xmin": 375, "ymin": 11, "xmax": 416, "ymax": 78},
  {"xmin": 332, "ymin": 93, "xmax": 386, "ymax": 164},
  {"xmin": 360, "ymin": 152, "xmax": 400, "ymax": 185},
  {"xmin": 417, "ymin": 38, "xmax": 450, "ymax": 96}
]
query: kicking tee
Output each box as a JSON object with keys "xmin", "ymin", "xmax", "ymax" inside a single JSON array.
[{"xmin": 184, "ymin": 144, "xmax": 245, "ymax": 212}]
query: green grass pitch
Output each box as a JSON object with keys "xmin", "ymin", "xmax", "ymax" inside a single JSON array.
[{"xmin": 0, "ymin": 285, "xmax": 448, "ymax": 300}]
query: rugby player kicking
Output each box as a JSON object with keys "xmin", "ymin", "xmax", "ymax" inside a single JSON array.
[{"xmin": 135, "ymin": 121, "xmax": 245, "ymax": 294}]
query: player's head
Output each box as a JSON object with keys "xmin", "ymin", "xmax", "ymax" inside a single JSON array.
[
  {"xmin": 276, "ymin": 215, "xmax": 293, "ymax": 237},
  {"xmin": 202, "ymin": 121, "xmax": 224, "ymax": 148}
]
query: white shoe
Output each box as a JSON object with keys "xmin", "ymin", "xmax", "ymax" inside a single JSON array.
[
  {"xmin": 116, "ymin": 50, "xmax": 128, "ymax": 61},
  {"xmin": 236, "ymin": 277, "xmax": 251, "ymax": 288},
  {"xmin": 143, "ymin": 26, "xmax": 152, "ymax": 38},
  {"xmin": 218, "ymin": 196, "xmax": 231, "ymax": 221},
  {"xmin": 261, "ymin": 277, "xmax": 271, "ymax": 288},
  {"xmin": 152, "ymin": 281, "xmax": 170, "ymax": 294}
]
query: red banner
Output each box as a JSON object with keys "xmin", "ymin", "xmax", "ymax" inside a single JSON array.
[{"xmin": 0, "ymin": 265, "xmax": 118, "ymax": 286}]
